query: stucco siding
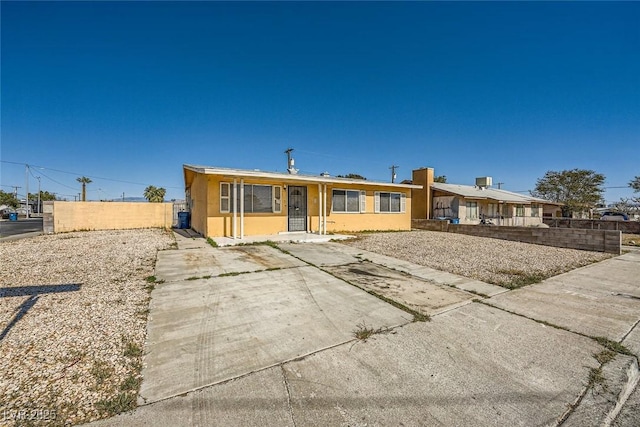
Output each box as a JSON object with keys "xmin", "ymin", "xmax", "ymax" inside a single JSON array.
[{"xmin": 47, "ymin": 201, "xmax": 173, "ymax": 233}]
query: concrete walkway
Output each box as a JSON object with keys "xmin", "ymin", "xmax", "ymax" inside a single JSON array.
[{"xmin": 87, "ymin": 234, "xmax": 640, "ymax": 426}]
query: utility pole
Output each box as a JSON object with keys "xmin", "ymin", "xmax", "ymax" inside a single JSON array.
[
  {"xmin": 25, "ymin": 164, "xmax": 29, "ymax": 218},
  {"xmin": 496, "ymin": 182, "xmax": 504, "ymax": 189},
  {"xmin": 37, "ymin": 176, "xmax": 41, "ymax": 215},
  {"xmin": 389, "ymin": 165, "xmax": 399, "ymax": 183},
  {"xmin": 11, "ymin": 186, "xmax": 21, "ymax": 199},
  {"xmin": 122, "ymin": 192, "xmax": 125, "ymax": 202}
]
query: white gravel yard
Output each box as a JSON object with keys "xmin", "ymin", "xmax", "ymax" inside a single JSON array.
[
  {"xmin": 0, "ymin": 229, "xmax": 174, "ymax": 426},
  {"xmin": 345, "ymin": 230, "xmax": 612, "ymax": 288}
]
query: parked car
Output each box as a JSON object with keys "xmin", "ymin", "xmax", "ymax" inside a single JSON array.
[{"xmin": 600, "ymin": 211, "xmax": 629, "ymax": 221}]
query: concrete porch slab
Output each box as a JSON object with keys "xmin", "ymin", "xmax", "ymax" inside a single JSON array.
[
  {"xmin": 139, "ymin": 265, "xmax": 411, "ymax": 404},
  {"xmin": 211, "ymin": 232, "xmax": 354, "ymax": 247}
]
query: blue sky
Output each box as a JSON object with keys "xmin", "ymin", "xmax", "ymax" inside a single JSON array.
[{"xmin": 2, "ymin": 1, "xmax": 639, "ymax": 203}]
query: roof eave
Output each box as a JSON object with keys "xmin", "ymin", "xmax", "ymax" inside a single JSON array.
[{"xmin": 183, "ymin": 164, "xmax": 422, "ymax": 189}]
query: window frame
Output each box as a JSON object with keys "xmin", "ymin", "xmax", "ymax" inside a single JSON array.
[
  {"xmin": 374, "ymin": 191, "xmax": 406, "ymax": 214},
  {"xmin": 331, "ymin": 189, "xmax": 363, "ymax": 213},
  {"xmin": 465, "ymin": 201, "xmax": 478, "ymax": 220},
  {"xmin": 220, "ymin": 182, "xmax": 282, "ymax": 214},
  {"xmin": 531, "ymin": 203, "xmax": 540, "ymax": 217}
]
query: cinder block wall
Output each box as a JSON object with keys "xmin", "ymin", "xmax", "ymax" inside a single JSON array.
[
  {"xmin": 543, "ymin": 218, "xmax": 640, "ymax": 234},
  {"xmin": 43, "ymin": 201, "xmax": 173, "ymax": 233},
  {"xmin": 412, "ymin": 219, "xmax": 621, "ymax": 254}
]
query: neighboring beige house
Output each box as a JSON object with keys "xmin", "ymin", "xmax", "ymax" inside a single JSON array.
[
  {"xmin": 183, "ymin": 164, "xmax": 421, "ymax": 238},
  {"xmin": 410, "ymin": 167, "xmax": 562, "ymax": 226}
]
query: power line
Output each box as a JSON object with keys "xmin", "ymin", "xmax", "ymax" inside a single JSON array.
[{"xmin": 1, "ymin": 160, "xmax": 182, "ymax": 189}]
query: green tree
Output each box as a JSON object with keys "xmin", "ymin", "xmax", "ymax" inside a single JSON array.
[
  {"xmin": 630, "ymin": 176, "xmax": 640, "ymax": 203},
  {"xmin": 76, "ymin": 176, "xmax": 92, "ymax": 201},
  {"xmin": 531, "ymin": 169, "xmax": 605, "ymax": 217},
  {"xmin": 144, "ymin": 185, "xmax": 166, "ymax": 203},
  {"xmin": 0, "ymin": 190, "xmax": 19, "ymax": 208},
  {"xmin": 434, "ymin": 175, "xmax": 447, "ymax": 183},
  {"xmin": 336, "ymin": 173, "xmax": 366, "ymax": 180},
  {"xmin": 28, "ymin": 191, "xmax": 57, "ymax": 201}
]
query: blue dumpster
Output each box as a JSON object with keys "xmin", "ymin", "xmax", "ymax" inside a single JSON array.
[
  {"xmin": 450, "ymin": 218, "xmax": 460, "ymax": 224},
  {"xmin": 9, "ymin": 212, "xmax": 18, "ymax": 221},
  {"xmin": 177, "ymin": 212, "xmax": 190, "ymax": 229}
]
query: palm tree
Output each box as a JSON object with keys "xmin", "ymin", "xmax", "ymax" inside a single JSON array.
[
  {"xmin": 76, "ymin": 176, "xmax": 92, "ymax": 201},
  {"xmin": 144, "ymin": 185, "xmax": 166, "ymax": 203}
]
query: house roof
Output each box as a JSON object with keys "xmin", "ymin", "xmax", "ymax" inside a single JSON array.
[
  {"xmin": 431, "ymin": 183, "xmax": 561, "ymax": 205},
  {"xmin": 183, "ymin": 164, "xmax": 422, "ymax": 189}
]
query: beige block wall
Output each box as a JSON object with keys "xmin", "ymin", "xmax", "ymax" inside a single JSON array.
[{"xmin": 49, "ymin": 201, "xmax": 173, "ymax": 233}]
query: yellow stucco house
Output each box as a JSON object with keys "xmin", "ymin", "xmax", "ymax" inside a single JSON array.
[{"xmin": 183, "ymin": 164, "xmax": 421, "ymax": 238}]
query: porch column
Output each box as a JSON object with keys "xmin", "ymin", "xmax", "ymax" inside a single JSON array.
[
  {"xmin": 323, "ymin": 184, "xmax": 327, "ymax": 235},
  {"xmin": 240, "ymin": 179, "xmax": 244, "ymax": 239},
  {"xmin": 318, "ymin": 183, "xmax": 323, "ymax": 234},
  {"xmin": 233, "ymin": 179, "xmax": 237, "ymax": 239}
]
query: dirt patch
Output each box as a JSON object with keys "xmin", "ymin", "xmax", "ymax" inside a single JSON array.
[{"xmin": 0, "ymin": 229, "xmax": 174, "ymax": 426}]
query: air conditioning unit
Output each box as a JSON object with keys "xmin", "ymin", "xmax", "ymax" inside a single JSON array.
[{"xmin": 475, "ymin": 177, "xmax": 493, "ymax": 188}]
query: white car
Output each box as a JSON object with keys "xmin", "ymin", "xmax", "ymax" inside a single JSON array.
[{"xmin": 600, "ymin": 211, "xmax": 629, "ymax": 221}]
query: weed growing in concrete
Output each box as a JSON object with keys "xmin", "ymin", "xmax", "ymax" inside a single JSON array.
[
  {"xmin": 594, "ymin": 349, "xmax": 617, "ymax": 364},
  {"xmin": 186, "ymin": 276, "xmax": 200, "ymax": 281},
  {"xmin": 218, "ymin": 271, "xmax": 242, "ymax": 277},
  {"xmin": 206, "ymin": 237, "xmax": 218, "ymax": 248},
  {"xmin": 587, "ymin": 367, "xmax": 608, "ymax": 393},
  {"xmin": 145, "ymin": 276, "xmax": 157, "ymax": 283},
  {"xmin": 353, "ymin": 322, "xmax": 386, "ymax": 341},
  {"xmin": 368, "ymin": 290, "xmax": 430, "ymax": 322},
  {"xmin": 412, "ymin": 312, "xmax": 430, "ymax": 322},
  {"xmin": 593, "ymin": 337, "xmax": 633, "ymax": 355}
]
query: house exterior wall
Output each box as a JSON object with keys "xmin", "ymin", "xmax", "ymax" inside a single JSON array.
[
  {"xmin": 44, "ymin": 201, "xmax": 173, "ymax": 233},
  {"xmin": 411, "ymin": 168, "xmax": 434, "ymax": 220},
  {"xmin": 186, "ymin": 171, "xmax": 413, "ymax": 238},
  {"xmin": 185, "ymin": 170, "xmax": 210, "ymax": 237},
  {"xmin": 431, "ymin": 190, "xmax": 546, "ymax": 226}
]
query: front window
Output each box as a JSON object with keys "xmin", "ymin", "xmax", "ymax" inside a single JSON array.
[
  {"xmin": 375, "ymin": 192, "xmax": 405, "ymax": 213},
  {"xmin": 531, "ymin": 204, "xmax": 540, "ymax": 217},
  {"xmin": 487, "ymin": 203, "xmax": 498, "ymax": 218},
  {"xmin": 220, "ymin": 183, "xmax": 281, "ymax": 213},
  {"xmin": 466, "ymin": 201, "xmax": 478, "ymax": 219},
  {"xmin": 515, "ymin": 204, "xmax": 525, "ymax": 217},
  {"xmin": 332, "ymin": 189, "xmax": 361, "ymax": 213}
]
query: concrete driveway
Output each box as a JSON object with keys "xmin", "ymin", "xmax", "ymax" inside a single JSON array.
[
  {"xmin": 140, "ymin": 242, "xmax": 411, "ymax": 403},
  {"xmin": 88, "ymin": 235, "xmax": 640, "ymax": 426}
]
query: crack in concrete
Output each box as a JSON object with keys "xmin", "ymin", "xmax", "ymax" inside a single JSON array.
[
  {"xmin": 281, "ymin": 365, "xmax": 297, "ymax": 427},
  {"xmin": 604, "ymin": 359, "xmax": 639, "ymax": 427},
  {"xmin": 621, "ymin": 318, "xmax": 640, "ymax": 348},
  {"xmin": 475, "ymin": 300, "xmax": 640, "ymax": 426}
]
